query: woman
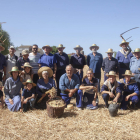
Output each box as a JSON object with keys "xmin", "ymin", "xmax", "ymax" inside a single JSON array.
[
  {"xmin": 79, "ymin": 68, "xmax": 98, "ymax": 110},
  {"xmin": 35, "ymin": 67, "xmax": 56, "ymax": 109},
  {"xmin": 4, "ymin": 66, "xmax": 22, "ymax": 112},
  {"xmin": 119, "ymin": 70, "xmax": 139, "ymax": 110}
]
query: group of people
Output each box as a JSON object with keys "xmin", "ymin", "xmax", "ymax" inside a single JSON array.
[{"xmin": 0, "ymin": 39, "xmax": 139, "ymax": 112}]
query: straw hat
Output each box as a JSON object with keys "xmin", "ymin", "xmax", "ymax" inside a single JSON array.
[
  {"xmin": 38, "ymin": 66, "xmax": 53, "ymax": 78},
  {"xmin": 119, "ymin": 40, "xmax": 129, "ymax": 47},
  {"xmin": 9, "ymin": 66, "xmax": 21, "ymax": 74},
  {"xmin": 21, "ymin": 62, "xmax": 33, "ymax": 69},
  {"xmin": 66, "ymin": 104, "xmax": 74, "ymax": 110},
  {"xmin": 42, "ymin": 45, "xmax": 53, "ymax": 52},
  {"xmin": 0, "ymin": 43, "xmax": 5, "ymax": 51},
  {"xmin": 22, "ymin": 49, "xmax": 29, "ymax": 55},
  {"xmin": 106, "ymin": 71, "xmax": 117, "ymax": 77},
  {"xmin": 133, "ymin": 48, "xmax": 140, "ymax": 53},
  {"xmin": 23, "ymin": 79, "xmax": 36, "ymax": 87},
  {"xmin": 73, "ymin": 45, "xmax": 83, "ymax": 50},
  {"xmin": 90, "ymin": 44, "xmax": 99, "ymax": 50},
  {"xmin": 9, "ymin": 46, "xmax": 15, "ymax": 50},
  {"xmin": 122, "ymin": 70, "xmax": 134, "ymax": 77},
  {"xmin": 105, "ymin": 48, "xmax": 114, "ymax": 53},
  {"xmin": 0, "ymin": 81, "xmax": 3, "ymax": 87},
  {"xmin": 57, "ymin": 44, "xmax": 65, "ymax": 49}
]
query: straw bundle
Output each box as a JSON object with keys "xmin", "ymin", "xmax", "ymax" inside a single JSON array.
[{"xmin": 48, "ymin": 100, "xmax": 65, "ymax": 107}]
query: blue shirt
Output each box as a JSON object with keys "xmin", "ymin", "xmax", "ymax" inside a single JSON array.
[
  {"xmin": 87, "ymin": 52, "xmax": 103, "ymax": 73},
  {"xmin": 59, "ymin": 73, "xmax": 80, "ymax": 91},
  {"xmin": 54, "ymin": 52, "xmax": 69, "ymax": 70},
  {"xmin": 102, "ymin": 57, "xmax": 118, "ymax": 73},
  {"xmin": 36, "ymin": 78, "xmax": 56, "ymax": 97},
  {"xmin": 70, "ymin": 54, "xmax": 86, "ymax": 69},
  {"xmin": 0, "ymin": 53, "xmax": 7, "ymax": 70},
  {"xmin": 22, "ymin": 88, "xmax": 35, "ymax": 99},
  {"xmin": 38, "ymin": 53, "xmax": 57, "ymax": 68}
]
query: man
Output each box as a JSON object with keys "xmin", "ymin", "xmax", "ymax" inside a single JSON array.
[
  {"xmin": 102, "ymin": 48, "xmax": 118, "ymax": 81},
  {"xmin": 17, "ymin": 49, "xmax": 30, "ymax": 70},
  {"xmin": 38, "ymin": 45, "xmax": 57, "ymax": 78},
  {"xmin": 87, "ymin": 44, "xmax": 103, "ymax": 92},
  {"xmin": 29, "ymin": 44, "xmax": 41, "ymax": 84},
  {"xmin": 101, "ymin": 71, "xmax": 122, "ymax": 108},
  {"xmin": 5, "ymin": 46, "xmax": 18, "ymax": 79},
  {"xmin": 116, "ymin": 40, "xmax": 133, "ymax": 79},
  {"xmin": 59, "ymin": 65, "xmax": 83, "ymax": 109},
  {"xmin": 54, "ymin": 44, "xmax": 69, "ymax": 96},
  {"xmin": 70, "ymin": 45, "xmax": 86, "ymax": 84},
  {"xmin": 0, "ymin": 43, "xmax": 6, "ymax": 82}
]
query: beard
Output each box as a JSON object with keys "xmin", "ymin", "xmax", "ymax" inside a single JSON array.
[{"xmin": 92, "ymin": 50, "xmax": 97, "ymax": 53}]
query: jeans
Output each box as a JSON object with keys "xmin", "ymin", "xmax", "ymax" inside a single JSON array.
[{"xmin": 23, "ymin": 98, "xmax": 35, "ymax": 112}]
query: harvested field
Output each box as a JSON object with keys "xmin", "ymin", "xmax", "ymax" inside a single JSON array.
[{"xmin": 0, "ymin": 65, "xmax": 140, "ymax": 140}]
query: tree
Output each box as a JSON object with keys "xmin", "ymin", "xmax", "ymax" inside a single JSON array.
[
  {"xmin": 114, "ymin": 51, "xmax": 117, "ymax": 58},
  {"xmin": 0, "ymin": 24, "xmax": 11, "ymax": 55},
  {"xmin": 50, "ymin": 46, "xmax": 58, "ymax": 54}
]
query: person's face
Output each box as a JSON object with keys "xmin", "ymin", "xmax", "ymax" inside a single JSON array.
[
  {"xmin": 44, "ymin": 47, "xmax": 50, "ymax": 54},
  {"xmin": 12, "ymin": 71, "xmax": 18, "ymax": 78},
  {"xmin": 42, "ymin": 73, "xmax": 49, "ymax": 79},
  {"xmin": 92, "ymin": 47, "xmax": 97, "ymax": 52},
  {"xmin": 125, "ymin": 76, "xmax": 131, "ymax": 82},
  {"xmin": 26, "ymin": 83, "xmax": 33, "ymax": 91},
  {"xmin": 122, "ymin": 44, "xmax": 127, "ymax": 50},
  {"xmin": 107, "ymin": 53, "xmax": 113, "ymax": 58},
  {"xmin": 87, "ymin": 71, "xmax": 93, "ymax": 80},
  {"xmin": 58, "ymin": 48, "xmax": 64, "ymax": 54},
  {"xmin": 109, "ymin": 75, "xmax": 116, "ymax": 83},
  {"xmin": 75, "ymin": 48, "xmax": 81, "ymax": 54},
  {"xmin": 22, "ymin": 54, "xmax": 29, "ymax": 60},
  {"xmin": 9, "ymin": 48, "xmax": 15, "ymax": 55},
  {"xmin": 24, "ymin": 67, "xmax": 31, "ymax": 73},
  {"xmin": 32, "ymin": 46, "xmax": 38, "ymax": 53},
  {"xmin": 66, "ymin": 66, "xmax": 73, "ymax": 77},
  {"xmin": 134, "ymin": 52, "xmax": 140, "ymax": 59}
]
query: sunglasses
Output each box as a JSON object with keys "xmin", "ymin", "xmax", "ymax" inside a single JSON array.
[{"xmin": 33, "ymin": 48, "xmax": 38, "ymax": 50}]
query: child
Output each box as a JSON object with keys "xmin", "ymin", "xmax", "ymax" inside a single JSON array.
[
  {"xmin": 0, "ymin": 82, "xmax": 4, "ymax": 108},
  {"xmin": 20, "ymin": 79, "xmax": 36, "ymax": 112}
]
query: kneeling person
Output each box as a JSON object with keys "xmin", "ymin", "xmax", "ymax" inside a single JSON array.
[{"xmin": 101, "ymin": 71, "xmax": 122, "ymax": 108}]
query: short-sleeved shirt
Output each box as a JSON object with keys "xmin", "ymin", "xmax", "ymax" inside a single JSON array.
[
  {"xmin": 0, "ymin": 53, "xmax": 7, "ymax": 70},
  {"xmin": 22, "ymin": 88, "xmax": 35, "ymax": 99},
  {"xmin": 70, "ymin": 54, "xmax": 86, "ymax": 69},
  {"xmin": 0, "ymin": 90, "xmax": 3, "ymax": 98},
  {"xmin": 38, "ymin": 53, "xmax": 57, "ymax": 69},
  {"xmin": 17, "ymin": 57, "xmax": 30, "ymax": 70}
]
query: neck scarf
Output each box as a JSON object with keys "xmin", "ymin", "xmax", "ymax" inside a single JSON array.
[{"xmin": 119, "ymin": 49, "xmax": 130, "ymax": 58}]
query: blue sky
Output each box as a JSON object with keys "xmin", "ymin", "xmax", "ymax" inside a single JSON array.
[{"xmin": 1, "ymin": 0, "xmax": 140, "ymax": 57}]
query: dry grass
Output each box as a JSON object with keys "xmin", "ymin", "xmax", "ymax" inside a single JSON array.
[{"xmin": 0, "ymin": 65, "xmax": 140, "ymax": 140}]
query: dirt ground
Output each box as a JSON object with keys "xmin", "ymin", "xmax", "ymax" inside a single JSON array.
[{"xmin": 0, "ymin": 65, "xmax": 140, "ymax": 140}]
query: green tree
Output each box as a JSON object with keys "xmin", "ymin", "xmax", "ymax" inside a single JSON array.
[
  {"xmin": 114, "ymin": 51, "xmax": 117, "ymax": 58},
  {"xmin": 50, "ymin": 46, "xmax": 58, "ymax": 54},
  {"xmin": 0, "ymin": 25, "xmax": 11, "ymax": 55}
]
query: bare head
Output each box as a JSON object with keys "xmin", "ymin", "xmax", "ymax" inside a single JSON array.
[
  {"xmin": 42, "ymin": 71, "xmax": 49, "ymax": 80},
  {"xmin": 66, "ymin": 65, "xmax": 74, "ymax": 77},
  {"xmin": 86, "ymin": 68, "xmax": 94, "ymax": 80},
  {"xmin": 32, "ymin": 44, "xmax": 38, "ymax": 54}
]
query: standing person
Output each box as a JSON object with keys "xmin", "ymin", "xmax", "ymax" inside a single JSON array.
[
  {"xmin": 116, "ymin": 40, "xmax": 133, "ymax": 79},
  {"xmin": 70, "ymin": 45, "xmax": 86, "ymax": 84},
  {"xmin": 54, "ymin": 44, "xmax": 69, "ymax": 96},
  {"xmin": 17, "ymin": 49, "xmax": 30, "ymax": 70},
  {"xmin": 0, "ymin": 43, "xmax": 6, "ymax": 82},
  {"xmin": 5, "ymin": 46, "xmax": 18, "ymax": 79},
  {"xmin": 29, "ymin": 44, "xmax": 41, "ymax": 84},
  {"xmin": 38, "ymin": 45, "xmax": 57, "ymax": 78},
  {"xmin": 102, "ymin": 48, "xmax": 118, "ymax": 81},
  {"xmin": 87, "ymin": 44, "xmax": 103, "ymax": 93}
]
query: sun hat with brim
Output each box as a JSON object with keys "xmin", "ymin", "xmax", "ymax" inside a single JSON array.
[
  {"xmin": 122, "ymin": 70, "xmax": 134, "ymax": 77},
  {"xmin": 0, "ymin": 43, "xmax": 5, "ymax": 51},
  {"xmin": 9, "ymin": 66, "xmax": 21, "ymax": 74},
  {"xmin": 42, "ymin": 45, "xmax": 53, "ymax": 52},
  {"xmin": 9, "ymin": 46, "xmax": 15, "ymax": 50},
  {"xmin": 106, "ymin": 71, "xmax": 117, "ymax": 77},
  {"xmin": 0, "ymin": 81, "xmax": 3, "ymax": 87},
  {"xmin": 119, "ymin": 40, "xmax": 129, "ymax": 47},
  {"xmin": 74, "ymin": 45, "xmax": 83, "ymax": 50},
  {"xmin": 90, "ymin": 44, "xmax": 99, "ymax": 50},
  {"xmin": 57, "ymin": 44, "xmax": 65, "ymax": 49},
  {"xmin": 38, "ymin": 66, "xmax": 53, "ymax": 78},
  {"xmin": 106, "ymin": 48, "xmax": 114, "ymax": 53},
  {"xmin": 23, "ymin": 79, "xmax": 36, "ymax": 87},
  {"xmin": 133, "ymin": 48, "xmax": 140, "ymax": 53},
  {"xmin": 22, "ymin": 49, "xmax": 29, "ymax": 55},
  {"xmin": 21, "ymin": 62, "xmax": 33, "ymax": 69}
]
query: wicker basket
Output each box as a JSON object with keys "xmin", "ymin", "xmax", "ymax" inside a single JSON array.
[{"xmin": 46, "ymin": 96, "xmax": 66, "ymax": 118}]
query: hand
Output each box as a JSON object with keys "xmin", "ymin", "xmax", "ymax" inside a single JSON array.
[
  {"xmin": 9, "ymin": 98, "xmax": 13, "ymax": 105},
  {"xmin": 20, "ymin": 108, "xmax": 23, "ymax": 112},
  {"xmin": 113, "ymin": 97, "xmax": 118, "ymax": 102},
  {"xmin": 92, "ymin": 100, "xmax": 96, "ymax": 106},
  {"xmin": 23, "ymin": 99, "xmax": 28, "ymax": 104},
  {"xmin": 68, "ymin": 92, "xmax": 73, "ymax": 97},
  {"xmin": 70, "ymin": 89, "xmax": 75, "ymax": 94},
  {"xmin": 109, "ymin": 92, "xmax": 115, "ymax": 98},
  {"xmin": 125, "ymin": 95, "xmax": 130, "ymax": 101},
  {"xmin": 3, "ymin": 75, "xmax": 6, "ymax": 81}
]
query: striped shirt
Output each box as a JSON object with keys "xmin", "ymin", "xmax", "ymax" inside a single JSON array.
[{"xmin": 29, "ymin": 52, "xmax": 41, "ymax": 74}]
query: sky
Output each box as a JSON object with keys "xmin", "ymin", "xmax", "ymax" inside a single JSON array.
[{"xmin": 0, "ymin": 0, "xmax": 140, "ymax": 57}]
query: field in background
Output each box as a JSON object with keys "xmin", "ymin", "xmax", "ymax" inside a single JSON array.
[{"xmin": 0, "ymin": 65, "xmax": 140, "ymax": 140}]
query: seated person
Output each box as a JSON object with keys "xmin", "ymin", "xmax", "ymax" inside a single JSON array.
[
  {"xmin": 4, "ymin": 66, "xmax": 22, "ymax": 112},
  {"xmin": 35, "ymin": 67, "xmax": 56, "ymax": 109},
  {"xmin": 20, "ymin": 79, "xmax": 36, "ymax": 112},
  {"xmin": 59, "ymin": 65, "xmax": 83, "ymax": 110},
  {"xmin": 101, "ymin": 71, "xmax": 122, "ymax": 108},
  {"xmin": 79, "ymin": 68, "xmax": 98, "ymax": 110},
  {"xmin": 0, "ymin": 81, "xmax": 4, "ymax": 108},
  {"xmin": 119, "ymin": 70, "xmax": 139, "ymax": 110}
]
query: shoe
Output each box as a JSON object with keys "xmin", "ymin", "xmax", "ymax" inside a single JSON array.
[{"xmin": 76, "ymin": 107, "xmax": 82, "ymax": 110}]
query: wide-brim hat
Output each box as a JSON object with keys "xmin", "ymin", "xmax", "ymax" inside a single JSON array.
[
  {"xmin": 9, "ymin": 66, "xmax": 21, "ymax": 74},
  {"xmin": 0, "ymin": 43, "xmax": 5, "ymax": 51},
  {"xmin": 122, "ymin": 70, "xmax": 134, "ymax": 77},
  {"xmin": 23, "ymin": 79, "xmax": 36, "ymax": 87},
  {"xmin": 119, "ymin": 40, "xmax": 129, "ymax": 47},
  {"xmin": 22, "ymin": 49, "xmax": 29, "ymax": 55},
  {"xmin": 9, "ymin": 46, "xmax": 16, "ymax": 50},
  {"xmin": 57, "ymin": 44, "xmax": 65, "ymax": 49},
  {"xmin": 90, "ymin": 44, "xmax": 99, "ymax": 50},
  {"xmin": 74, "ymin": 45, "xmax": 83, "ymax": 50},
  {"xmin": 38, "ymin": 66, "xmax": 53, "ymax": 78},
  {"xmin": 106, "ymin": 71, "xmax": 117, "ymax": 77},
  {"xmin": 21, "ymin": 62, "xmax": 33, "ymax": 69},
  {"xmin": 133, "ymin": 48, "xmax": 140, "ymax": 53},
  {"xmin": 42, "ymin": 45, "xmax": 53, "ymax": 52},
  {"xmin": 106, "ymin": 48, "xmax": 114, "ymax": 53}
]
